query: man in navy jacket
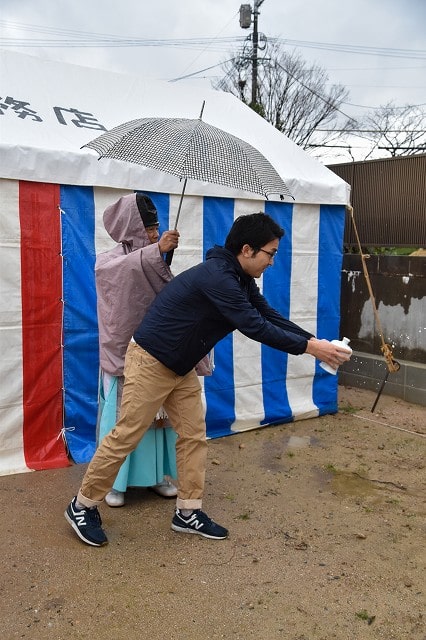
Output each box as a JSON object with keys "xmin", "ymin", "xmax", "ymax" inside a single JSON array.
[{"xmin": 65, "ymin": 213, "xmax": 351, "ymax": 547}]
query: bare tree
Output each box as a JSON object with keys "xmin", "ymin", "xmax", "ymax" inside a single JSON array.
[
  {"xmin": 214, "ymin": 43, "xmax": 355, "ymax": 152},
  {"xmin": 357, "ymin": 102, "xmax": 426, "ymax": 159}
]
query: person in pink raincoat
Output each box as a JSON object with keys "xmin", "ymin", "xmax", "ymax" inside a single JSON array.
[{"xmin": 95, "ymin": 192, "xmax": 180, "ymax": 507}]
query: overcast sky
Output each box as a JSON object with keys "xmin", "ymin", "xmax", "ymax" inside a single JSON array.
[{"xmin": 1, "ymin": 0, "xmax": 425, "ymax": 161}]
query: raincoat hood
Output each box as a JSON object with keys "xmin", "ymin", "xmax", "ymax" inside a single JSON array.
[{"xmin": 103, "ymin": 192, "xmax": 151, "ymax": 251}]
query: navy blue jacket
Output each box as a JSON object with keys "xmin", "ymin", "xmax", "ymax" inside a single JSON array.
[{"xmin": 134, "ymin": 246, "xmax": 313, "ymax": 376}]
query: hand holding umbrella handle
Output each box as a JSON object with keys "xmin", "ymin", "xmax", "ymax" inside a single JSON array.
[{"xmin": 159, "ymin": 230, "xmax": 180, "ymax": 266}]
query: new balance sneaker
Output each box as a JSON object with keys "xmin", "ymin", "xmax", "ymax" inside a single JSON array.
[
  {"xmin": 171, "ymin": 509, "xmax": 228, "ymax": 540},
  {"xmin": 64, "ymin": 497, "xmax": 108, "ymax": 547}
]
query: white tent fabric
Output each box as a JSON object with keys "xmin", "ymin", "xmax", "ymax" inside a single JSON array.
[
  {"xmin": 0, "ymin": 50, "xmax": 350, "ymax": 475},
  {"xmin": 0, "ymin": 49, "xmax": 349, "ymax": 204}
]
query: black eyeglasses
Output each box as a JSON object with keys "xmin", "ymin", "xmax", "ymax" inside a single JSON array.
[{"xmin": 259, "ymin": 248, "xmax": 278, "ymax": 259}]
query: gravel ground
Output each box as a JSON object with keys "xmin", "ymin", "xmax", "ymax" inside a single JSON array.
[{"xmin": 0, "ymin": 385, "xmax": 425, "ymax": 640}]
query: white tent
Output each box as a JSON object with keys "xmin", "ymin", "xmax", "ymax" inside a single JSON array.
[{"xmin": 0, "ymin": 49, "xmax": 349, "ymax": 475}]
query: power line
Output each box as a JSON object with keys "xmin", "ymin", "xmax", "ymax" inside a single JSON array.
[
  {"xmin": 173, "ymin": 12, "xmax": 239, "ymax": 80},
  {"xmin": 169, "ymin": 59, "xmax": 237, "ymax": 82},
  {"xmin": 0, "ymin": 21, "xmax": 242, "ymax": 50},
  {"xmin": 272, "ymin": 37, "xmax": 426, "ymax": 60},
  {"xmin": 341, "ymin": 100, "xmax": 426, "ymax": 110},
  {"xmin": 328, "ymin": 64, "xmax": 426, "ymax": 71},
  {"xmin": 2, "ymin": 20, "xmax": 426, "ymax": 60},
  {"xmin": 315, "ymin": 129, "xmax": 426, "ymax": 133},
  {"xmin": 275, "ymin": 60, "xmax": 355, "ymax": 122}
]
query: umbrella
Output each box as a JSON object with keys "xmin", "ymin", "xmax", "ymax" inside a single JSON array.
[{"xmin": 84, "ymin": 102, "xmax": 293, "ymax": 262}]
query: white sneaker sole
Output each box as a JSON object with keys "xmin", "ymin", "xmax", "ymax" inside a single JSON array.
[{"xmin": 171, "ymin": 522, "xmax": 227, "ymax": 540}]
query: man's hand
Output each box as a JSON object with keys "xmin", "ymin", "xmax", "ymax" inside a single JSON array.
[
  {"xmin": 305, "ymin": 337, "xmax": 351, "ymax": 368},
  {"xmin": 158, "ymin": 230, "xmax": 180, "ymax": 254}
]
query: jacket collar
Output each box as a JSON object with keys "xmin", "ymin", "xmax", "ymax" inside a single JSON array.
[{"xmin": 206, "ymin": 245, "xmax": 252, "ymax": 284}]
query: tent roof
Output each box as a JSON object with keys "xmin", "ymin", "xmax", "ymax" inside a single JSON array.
[{"xmin": 0, "ymin": 49, "xmax": 349, "ymax": 205}]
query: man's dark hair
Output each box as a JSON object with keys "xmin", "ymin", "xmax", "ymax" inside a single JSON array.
[{"xmin": 224, "ymin": 213, "xmax": 284, "ymax": 256}]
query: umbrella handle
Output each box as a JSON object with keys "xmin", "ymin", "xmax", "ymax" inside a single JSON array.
[
  {"xmin": 174, "ymin": 178, "xmax": 187, "ymax": 230},
  {"xmin": 165, "ymin": 179, "xmax": 187, "ymax": 266},
  {"xmin": 165, "ymin": 249, "xmax": 174, "ymax": 266}
]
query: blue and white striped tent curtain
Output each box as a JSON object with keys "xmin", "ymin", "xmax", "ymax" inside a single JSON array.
[{"xmin": 62, "ymin": 185, "xmax": 345, "ymax": 464}]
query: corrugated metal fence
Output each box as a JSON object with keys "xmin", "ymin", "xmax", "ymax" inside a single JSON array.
[{"xmin": 328, "ymin": 154, "xmax": 426, "ymax": 248}]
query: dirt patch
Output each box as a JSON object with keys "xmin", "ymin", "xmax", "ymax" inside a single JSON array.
[{"xmin": 0, "ymin": 386, "xmax": 424, "ymax": 640}]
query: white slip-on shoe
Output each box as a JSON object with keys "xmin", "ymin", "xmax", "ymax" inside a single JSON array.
[
  {"xmin": 151, "ymin": 479, "xmax": 177, "ymax": 498},
  {"xmin": 105, "ymin": 489, "xmax": 125, "ymax": 507}
]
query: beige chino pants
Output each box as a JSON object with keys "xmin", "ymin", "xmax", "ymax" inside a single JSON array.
[{"xmin": 78, "ymin": 342, "xmax": 207, "ymax": 510}]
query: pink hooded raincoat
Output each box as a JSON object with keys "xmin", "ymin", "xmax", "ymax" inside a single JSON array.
[{"xmin": 95, "ymin": 193, "xmax": 173, "ymax": 377}]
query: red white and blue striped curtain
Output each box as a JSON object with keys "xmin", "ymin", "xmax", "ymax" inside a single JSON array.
[{"xmin": 0, "ymin": 178, "xmax": 345, "ymax": 475}]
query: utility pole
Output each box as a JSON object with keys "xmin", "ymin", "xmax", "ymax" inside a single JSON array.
[
  {"xmin": 239, "ymin": 0, "xmax": 266, "ymax": 110},
  {"xmin": 251, "ymin": 0, "xmax": 261, "ymax": 106}
]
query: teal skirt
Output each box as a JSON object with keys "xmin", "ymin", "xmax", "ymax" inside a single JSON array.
[{"xmin": 97, "ymin": 374, "xmax": 177, "ymax": 492}]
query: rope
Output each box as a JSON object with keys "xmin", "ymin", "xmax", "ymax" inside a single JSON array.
[
  {"xmin": 347, "ymin": 205, "xmax": 400, "ymax": 374},
  {"xmin": 350, "ymin": 413, "xmax": 426, "ymax": 438}
]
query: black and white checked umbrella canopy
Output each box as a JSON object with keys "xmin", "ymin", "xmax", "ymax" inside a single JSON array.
[{"xmin": 84, "ymin": 116, "xmax": 293, "ymax": 200}]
